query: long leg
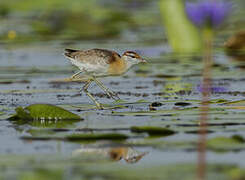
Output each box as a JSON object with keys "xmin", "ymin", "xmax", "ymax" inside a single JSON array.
[
  {"xmin": 92, "ymin": 77, "xmax": 120, "ymax": 100},
  {"xmin": 82, "ymin": 79, "xmax": 104, "ymax": 109},
  {"xmin": 70, "ymin": 71, "xmax": 82, "ymax": 79}
]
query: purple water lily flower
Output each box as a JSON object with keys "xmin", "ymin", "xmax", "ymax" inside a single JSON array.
[
  {"xmin": 186, "ymin": 0, "xmax": 230, "ymax": 28},
  {"xmin": 196, "ymin": 84, "xmax": 227, "ymax": 93}
]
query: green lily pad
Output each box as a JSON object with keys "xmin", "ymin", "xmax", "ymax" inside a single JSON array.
[
  {"xmin": 130, "ymin": 126, "xmax": 175, "ymax": 137},
  {"xmin": 208, "ymin": 99, "xmax": 229, "ymax": 104},
  {"xmin": 231, "ymin": 135, "xmax": 245, "ymax": 143},
  {"xmin": 21, "ymin": 133, "xmax": 129, "ymax": 142},
  {"xmin": 225, "ymin": 100, "xmax": 245, "ymax": 105},
  {"xmin": 0, "ymin": 79, "xmax": 30, "ymax": 84},
  {"xmin": 207, "ymin": 136, "xmax": 245, "ymax": 152},
  {"xmin": 8, "ymin": 104, "xmax": 82, "ymax": 121},
  {"xmin": 66, "ymin": 133, "xmax": 128, "ymax": 141}
]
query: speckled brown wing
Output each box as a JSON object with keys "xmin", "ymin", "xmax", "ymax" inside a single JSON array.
[{"xmin": 64, "ymin": 48, "xmax": 121, "ymax": 66}]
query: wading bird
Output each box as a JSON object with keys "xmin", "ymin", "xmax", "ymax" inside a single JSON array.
[{"xmin": 64, "ymin": 48, "xmax": 146, "ymax": 109}]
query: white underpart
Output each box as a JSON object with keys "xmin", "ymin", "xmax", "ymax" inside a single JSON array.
[
  {"xmin": 68, "ymin": 57, "xmax": 109, "ymax": 76},
  {"xmin": 67, "ymin": 55, "xmax": 140, "ymax": 76}
]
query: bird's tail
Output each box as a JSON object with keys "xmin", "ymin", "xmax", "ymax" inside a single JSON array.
[{"xmin": 64, "ymin": 49, "xmax": 78, "ymax": 58}]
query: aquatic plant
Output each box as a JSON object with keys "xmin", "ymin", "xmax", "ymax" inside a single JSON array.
[
  {"xmin": 186, "ymin": 0, "xmax": 230, "ymax": 28},
  {"xmin": 185, "ymin": 1, "xmax": 230, "ymax": 180},
  {"xmin": 159, "ymin": 0, "xmax": 202, "ymax": 53}
]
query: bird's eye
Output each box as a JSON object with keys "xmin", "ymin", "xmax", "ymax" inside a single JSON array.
[{"xmin": 128, "ymin": 54, "xmax": 136, "ymax": 58}]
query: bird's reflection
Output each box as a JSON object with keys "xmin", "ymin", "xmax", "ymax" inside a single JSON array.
[{"xmin": 72, "ymin": 143, "xmax": 148, "ymax": 164}]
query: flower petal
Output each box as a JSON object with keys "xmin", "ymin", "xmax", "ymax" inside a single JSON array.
[
  {"xmin": 186, "ymin": 2, "xmax": 205, "ymax": 26},
  {"xmin": 185, "ymin": 0, "xmax": 230, "ymax": 28},
  {"xmin": 210, "ymin": 1, "xmax": 230, "ymax": 26}
]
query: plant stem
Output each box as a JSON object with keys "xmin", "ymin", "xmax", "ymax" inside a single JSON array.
[{"xmin": 197, "ymin": 28, "xmax": 213, "ymax": 180}]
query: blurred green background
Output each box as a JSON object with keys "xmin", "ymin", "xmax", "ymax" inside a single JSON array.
[
  {"xmin": 0, "ymin": 0, "xmax": 244, "ymax": 53},
  {"xmin": 0, "ymin": 0, "xmax": 163, "ymax": 42}
]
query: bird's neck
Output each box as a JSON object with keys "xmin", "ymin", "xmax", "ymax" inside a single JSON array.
[
  {"xmin": 122, "ymin": 56, "xmax": 137, "ymax": 70},
  {"xmin": 108, "ymin": 58, "xmax": 127, "ymax": 75}
]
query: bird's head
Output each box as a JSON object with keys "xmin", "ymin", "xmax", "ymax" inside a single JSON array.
[{"xmin": 122, "ymin": 51, "xmax": 147, "ymax": 65}]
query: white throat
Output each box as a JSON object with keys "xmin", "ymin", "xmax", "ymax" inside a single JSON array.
[{"xmin": 122, "ymin": 56, "xmax": 139, "ymax": 70}]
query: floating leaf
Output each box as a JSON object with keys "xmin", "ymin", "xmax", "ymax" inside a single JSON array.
[
  {"xmin": 130, "ymin": 126, "xmax": 175, "ymax": 137},
  {"xmin": 21, "ymin": 133, "xmax": 129, "ymax": 142},
  {"xmin": 112, "ymin": 110, "xmax": 176, "ymax": 116},
  {"xmin": 224, "ymin": 100, "xmax": 245, "ymax": 106},
  {"xmin": 136, "ymin": 99, "xmax": 150, "ymax": 103},
  {"xmin": 222, "ymin": 100, "xmax": 245, "ymax": 110},
  {"xmin": 208, "ymin": 99, "xmax": 228, "ymax": 104},
  {"xmin": 207, "ymin": 136, "xmax": 245, "ymax": 152},
  {"xmin": 174, "ymin": 102, "xmax": 192, "ymax": 106},
  {"xmin": 66, "ymin": 133, "xmax": 128, "ymax": 141},
  {"xmin": 231, "ymin": 135, "xmax": 245, "ymax": 143},
  {"xmin": 9, "ymin": 104, "xmax": 82, "ymax": 121},
  {"xmin": 163, "ymin": 82, "xmax": 192, "ymax": 94},
  {"xmin": 0, "ymin": 79, "xmax": 30, "ymax": 84},
  {"xmin": 150, "ymin": 102, "xmax": 163, "ymax": 107}
]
